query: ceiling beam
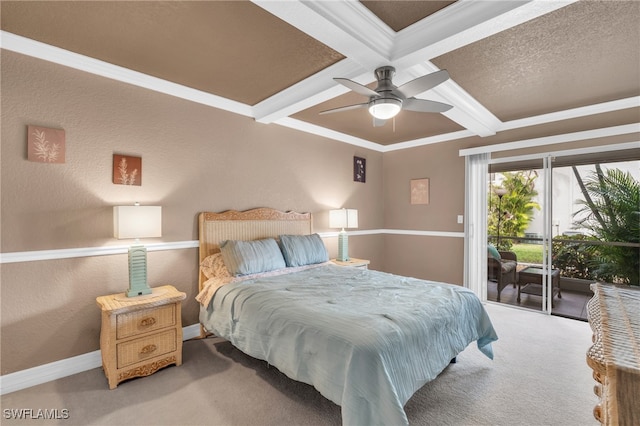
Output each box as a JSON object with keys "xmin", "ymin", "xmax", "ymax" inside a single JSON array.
[
  {"xmin": 252, "ymin": 0, "xmax": 391, "ymax": 68},
  {"xmin": 252, "ymin": 59, "xmax": 366, "ymax": 124},
  {"xmin": 0, "ymin": 31, "xmax": 254, "ymax": 117},
  {"xmin": 251, "ymin": 0, "xmax": 578, "ymax": 134},
  {"xmin": 392, "ymin": 1, "xmax": 579, "ymax": 67}
]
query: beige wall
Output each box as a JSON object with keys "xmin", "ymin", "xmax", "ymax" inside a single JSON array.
[
  {"xmin": 2, "ymin": 49, "xmax": 635, "ymax": 375},
  {"xmin": 0, "ymin": 51, "xmax": 383, "ymax": 373},
  {"xmin": 382, "ymin": 141, "xmax": 467, "ymax": 283}
]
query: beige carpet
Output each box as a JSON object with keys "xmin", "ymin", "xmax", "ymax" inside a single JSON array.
[{"xmin": 1, "ymin": 303, "xmax": 598, "ymax": 425}]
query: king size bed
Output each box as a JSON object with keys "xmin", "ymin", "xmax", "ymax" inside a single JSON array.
[{"xmin": 196, "ymin": 208, "xmax": 497, "ymax": 426}]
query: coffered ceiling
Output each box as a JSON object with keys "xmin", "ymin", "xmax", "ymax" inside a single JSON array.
[{"xmin": 1, "ymin": 1, "xmax": 639, "ymax": 151}]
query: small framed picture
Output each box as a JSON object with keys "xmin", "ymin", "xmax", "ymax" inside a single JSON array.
[
  {"xmin": 354, "ymin": 156, "xmax": 366, "ymax": 183},
  {"xmin": 113, "ymin": 154, "xmax": 142, "ymax": 186},
  {"xmin": 27, "ymin": 125, "xmax": 66, "ymax": 163},
  {"xmin": 411, "ymin": 178, "xmax": 430, "ymax": 205}
]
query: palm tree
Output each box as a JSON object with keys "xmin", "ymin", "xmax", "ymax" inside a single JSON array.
[
  {"xmin": 572, "ymin": 165, "xmax": 639, "ymax": 286},
  {"xmin": 489, "ymin": 171, "xmax": 540, "ymax": 250}
]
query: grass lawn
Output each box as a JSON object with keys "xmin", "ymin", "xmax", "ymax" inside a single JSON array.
[{"xmin": 510, "ymin": 243, "xmax": 544, "ymax": 264}]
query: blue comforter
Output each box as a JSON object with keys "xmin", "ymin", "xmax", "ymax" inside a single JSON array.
[{"xmin": 200, "ymin": 264, "xmax": 497, "ymax": 425}]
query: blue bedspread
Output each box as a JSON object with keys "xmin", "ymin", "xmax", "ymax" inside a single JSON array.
[{"xmin": 200, "ymin": 264, "xmax": 497, "ymax": 425}]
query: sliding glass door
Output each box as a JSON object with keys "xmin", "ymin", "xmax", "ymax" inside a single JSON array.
[
  {"xmin": 485, "ymin": 151, "xmax": 639, "ymax": 318},
  {"xmin": 464, "ymin": 142, "xmax": 639, "ymax": 318},
  {"xmin": 487, "ymin": 157, "xmax": 554, "ymax": 313}
]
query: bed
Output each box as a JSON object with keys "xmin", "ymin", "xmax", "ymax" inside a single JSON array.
[{"xmin": 196, "ymin": 208, "xmax": 498, "ymax": 426}]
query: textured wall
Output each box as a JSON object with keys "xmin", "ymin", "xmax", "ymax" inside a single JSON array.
[
  {"xmin": 0, "ymin": 50, "xmax": 383, "ymax": 373},
  {"xmin": 382, "ymin": 141, "xmax": 467, "ymax": 284}
]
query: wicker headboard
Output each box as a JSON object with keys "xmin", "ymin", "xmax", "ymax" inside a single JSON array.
[{"xmin": 198, "ymin": 207, "xmax": 313, "ymax": 292}]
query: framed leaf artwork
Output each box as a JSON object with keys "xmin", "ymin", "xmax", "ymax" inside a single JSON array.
[
  {"xmin": 27, "ymin": 125, "xmax": 66, "ymax": 163},
  {"xmin": 113, "ymin": 154, "xmax": 142, "ymax": 186},
  {"xmin": 354, "ymin": 156, "xmax": 366, "ymax": 183},
  {"xmin": 411, "ymin": 178, "xmax": 430, "ymax": 205}
]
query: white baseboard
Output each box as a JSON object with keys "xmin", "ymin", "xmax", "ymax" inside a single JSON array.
[{"xmin": 0, "ymin": 323, "xmax": 202, "ymax": 395}]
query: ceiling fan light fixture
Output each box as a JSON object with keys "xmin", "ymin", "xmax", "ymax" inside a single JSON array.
[{"xmin": 368, "ymin": 97, "xmax": 402, "ymax": 120}]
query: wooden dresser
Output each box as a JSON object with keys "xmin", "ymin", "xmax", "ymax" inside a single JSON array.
[
  {"xmin": 96, "ymin": 285, "xmax": 186, "ymax": 389},
  {"xmin": 586, "ymin": 283, "xmax": 640, "ymax": 425}
]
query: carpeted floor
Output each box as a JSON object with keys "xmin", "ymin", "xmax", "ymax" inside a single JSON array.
[{"xmin": 1, "ymin": 303, "xmax": 598, "ymax": 425}]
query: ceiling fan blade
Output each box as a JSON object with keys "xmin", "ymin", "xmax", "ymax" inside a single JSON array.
[
  {"xmin": 319, "ymin": 103, "xmax": 368, "ymax": 115},
  {"xmin": 394, "ymin": 70, "xmax": 450, "ymax": 99},
  {"xmin": 403, "ymin": 98, "xmax": 453, "ymax": 113},
  {"xmin": 334, "ymin": 78, "xmax": 379, "ymax": 97}
]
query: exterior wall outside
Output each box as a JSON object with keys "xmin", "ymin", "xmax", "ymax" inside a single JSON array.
[
  {"xmin": 0, "ymin": 51, "xmax": 383, "ymax": 374},
  {"xmin": 524, "ymin": 161, "xmax": 639, "ymax": 237}
]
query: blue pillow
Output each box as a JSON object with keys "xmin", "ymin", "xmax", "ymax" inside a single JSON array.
[
  {"xmin": 488, "ymin": 243, "xmax": 501, "ymax": 261},
  {"xmin": 279, "ymin": 234, "xmax": 329, "ymax": 267},
  {"xmin": 219, "ymin": 238, "xmax": 286, "ymax": 276}
]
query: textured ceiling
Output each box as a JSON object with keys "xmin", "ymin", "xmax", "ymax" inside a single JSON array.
[{"xmin": 1, "ymin": 0, "xmax": 638, "ymax": 150}]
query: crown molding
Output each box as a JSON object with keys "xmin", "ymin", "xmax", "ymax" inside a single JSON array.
[
  {"xmin": 459, "ymin": 123, "xmax": 640, "ymax": 157},
  {"xmin": 382, "ymin": 130, "xmax": 476, "ymax": 153},
  {"xmin": 275, "ymin": 117, "xmax": 385, "ymax": 152},
  {"xmin": 0, "ymin": 31, "xmax": 253, "ymax": 117},
  {"xmin": 499, "ymin": 97, "xmax": 640, "ymax": 131}
]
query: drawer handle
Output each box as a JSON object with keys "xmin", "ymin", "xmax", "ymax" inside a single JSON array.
[
  {"xmin": 140, "ymin": 344, "xmax": 157, "ymax": 355},
  {"xmin": 140, "ymin": 317, "xmax": 157, "ymax": 327}
]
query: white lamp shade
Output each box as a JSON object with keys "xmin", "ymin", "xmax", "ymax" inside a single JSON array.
[
  {"xmin": 329, "ymin": 209, "xmax": 358, "ymax": 229},
  {"xmin": 113, "ymin": 205, "xmax": 162, "ymax": 239}
]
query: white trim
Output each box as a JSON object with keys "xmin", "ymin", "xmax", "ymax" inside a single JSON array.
[
  {"xmin": 394, "ymin": 1, "xmax": 578, "ymax": 66},
  {"xmin": 0, "ymin": 324, "xmax": 202, "ymax": 395},
  {"xmin": 252, "ymin": 59, "xmax": 367, "ymax": 124},
  {"xmin": 499, "ymin": 97, "xmax": 640, "ymax": 131},
  {"xmin": 1, "ymin": 230, "xmax": 464, "ymax": 264},
  {"xmin": 0, "ymin": 32, "xmax": 253, "ymax": 118},
  {"xmin": 3, "ymin": 28, "xmax": 636, "ymax": 154},
  {"xmin": 488, "ymin": 141, "xmax": 640, "ymax": 165},
  {"xmin": 0, "ymin": 241, "xmax": 199, "ymax": 264},
  {"xmin": 380, "ymin": 229, "xmax": 464, "ymax": 238},
  {"xmin": 274, "ymin": 117, "xmax": 385, "ymax": 151},
  {"xmin": 0, "ymin": 227, "xmax": 461, "ymax": 394},
  {"xmin": 459, "ymin": 123, "xmax": 640, "ymax": 157}
]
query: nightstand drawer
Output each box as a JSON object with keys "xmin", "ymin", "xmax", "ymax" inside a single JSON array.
[
  {"xmin": 117, "ymin": 329, "xmax": 177, "ymax": 368},
  {"xmin": 116, "ymin": 304, "xmax": 175, "ymax": 339}
]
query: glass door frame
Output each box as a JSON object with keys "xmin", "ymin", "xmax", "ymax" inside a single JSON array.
[{"xmin": 488, "ymin": 155, "xmax": 553, "ymax": 314}]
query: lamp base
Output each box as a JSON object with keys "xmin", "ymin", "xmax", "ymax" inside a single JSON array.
[
  {"xmin": 126, "ymin": 244, "xmax": 152, "ymax": 297},
  {"xmin": 336, "ymin": 232, "xmax": 349, "ymax": 262}
]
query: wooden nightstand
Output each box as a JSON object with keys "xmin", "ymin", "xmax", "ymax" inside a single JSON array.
[
  {"xmin": 331, "ymin": 258, "xmax": 370, "ymax": 269},
  {"xmin": 96, "ymin": 285, "xmax": 186, "ymax": 389}
]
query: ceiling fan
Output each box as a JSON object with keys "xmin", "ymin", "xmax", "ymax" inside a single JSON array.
[{"xmin": 320, "ymin": 66, "xmax": 453, "ymax": 126}]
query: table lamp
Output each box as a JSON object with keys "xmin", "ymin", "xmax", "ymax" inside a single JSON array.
[
  {"xmin": 329, "ymin": 208, "xmax": 358, "ymax": 261},
  {"xmin": 113, "ymin": 203, "xmax": 162, "ymax": 297}
]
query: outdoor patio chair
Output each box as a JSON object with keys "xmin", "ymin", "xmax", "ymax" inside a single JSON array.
[{"xmin": 488, "ymin": 248, "xmax": 518, "ymax": 302}]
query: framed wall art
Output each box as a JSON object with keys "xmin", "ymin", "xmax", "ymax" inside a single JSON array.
[
  {"xmin": 410, "ymin": 178, "xmax": 430, "ymax": 205},
  {"xmin": 27, "ymin": 125, "xmax": 66, "ymax": 163},
  {"xmin": 354, "ymin": 156, "xmax": 366, "ymax": 183},
  {"xmin": 113, "ymin": 154, "xmax": 142, "ymax": 186}
]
